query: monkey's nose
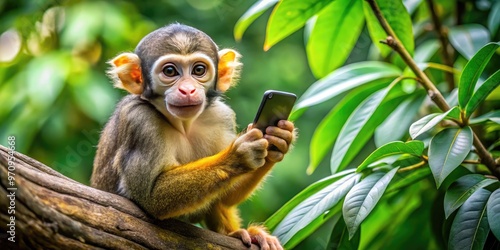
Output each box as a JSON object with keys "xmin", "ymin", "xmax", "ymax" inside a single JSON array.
[{"xmin": 179, "ymin": 86, "xmax": 196, "ymax": 96}]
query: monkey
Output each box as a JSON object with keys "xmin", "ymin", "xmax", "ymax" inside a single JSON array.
[{"xmin": 90, "ymin": 23, "xmax": 295, "ymax": 250}]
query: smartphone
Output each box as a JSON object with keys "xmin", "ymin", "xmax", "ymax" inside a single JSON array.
[{"xmin": 253, "ymin": 90, "xmax": 297, "ymax": 133}]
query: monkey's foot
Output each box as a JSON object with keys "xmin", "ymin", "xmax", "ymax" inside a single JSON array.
[{"xmin": 229, "ymin": 226, "xmax": 283, "ymax": 250}]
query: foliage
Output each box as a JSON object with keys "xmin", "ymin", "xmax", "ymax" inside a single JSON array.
[{"xmin": 237, "ymin": 0, "xmax": 500, "ymax": 248}]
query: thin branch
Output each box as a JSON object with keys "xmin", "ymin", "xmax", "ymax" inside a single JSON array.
[
  {"xmin": 425, "ymin": 0, "xmax": 455, "ymax": 91},
  {"xmin": 398, "ymin": 161, "xmax": 427, "ymax": 173},
  {"xmin": 365, "ymin": 0, "xmax": 500, "ymax": 178},
  {"xmin": 462, "ymin": 159, "xmax": 481, "ymax": 164}
]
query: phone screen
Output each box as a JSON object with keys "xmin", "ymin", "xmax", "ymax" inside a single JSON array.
[{"xmin": 253, "ymin": 90, "xmax": 296, "ymax": 133}]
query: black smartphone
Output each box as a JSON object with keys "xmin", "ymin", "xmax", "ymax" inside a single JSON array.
[{"xmin": 253, "ymin": 90, "xmax": 297, "ymax": 133}]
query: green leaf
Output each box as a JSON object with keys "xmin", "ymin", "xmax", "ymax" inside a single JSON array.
[
  {"xmin": 331, "ymin": 88, "xmax": 408, "ymax": 173},
  {"xmin": 487, "ymin": 189, "xmax": 500, "ymax": 240},
  {"xmin": 306, "ymin": 82, "xmax": 387, "ymax": 174},
  {"xmin": 265, "ymin": 0, "xmax": 331, "ymax": 50},
  {"xmin": 363, "ymin": 0, "xmax": 414, "ymax": 57},
  {"xmin": 449, "ymin": 188, "xmax": 491, "ymax": 250},
  {"xmin": 469, "ymin": 110, "xmax": 500, "ymax": 124},
  {"xmin": 409, "ymin": 106, "xmax": 460, "ymax": 139},
  {"xmin": 306, "ymin": 0, "xmax": 364, "ymax": 78},
  {"xmin": 488, "ymin": 1, "xmax": 500, "ymax": 36},
  {"xmin": 234, "ymin": 0, "xmax": 279, "ymax": 41},
  {"xmin": 449, "ymin": 24, "xmax": 492, "ymax": 60},
  {"xmin": 343, "ymin": 168, "xmax": 399, "ymax": 239},
  {"xmin": 292, "ymin": 61, "xmax": 401, "ymax": 116},
  {"xmin": 273, "ymin": 173, "xmax": 361, "ymax": 245},
  {"xmin": 284, "ymin": 203, "xmax": 342, "ymax": 249},
  {"xmin": 458, "ymin": 42, "xmax": 500, "ymax": 109},
  {"xmin": 357, "ymin": 141, "xmax": 424, "ymax": 172},
  {"xmin": 330, "ymin": 88, "xmax": 388, "ymax": 173},
  {"xmin": 465, "ymin": 70, "xmax": 500, "ymax": 117},
  {"xmin": 386, "ymin": 167, "xmax": 431, "ymax": 194},
  {"xmin": 327, "ymin": 216, "xmax": 360, "ymax": 250},
  {"xmin": 374, "ymin": 94, "xmax": 425, "ymax": 146},
  {"xmin": 428, "ymin": 127, "xmax": 473, "ymax": 188},
  {"xmin": 444, "ymin": 174, "xmax": 498, "ymax": 219},
  {"xmin": 265, "ymin": 169, "xmax": 356, "ymax": 231}
]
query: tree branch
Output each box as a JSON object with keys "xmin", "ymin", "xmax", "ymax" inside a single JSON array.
[
  {"xmin": 0, "ymin": 145, "xmax": 259, "ymax": 249},
  {"xmin": 365, "ymin": 0, "xmax": 500, "ymax": 178},
  {"xmin": 425, "ymin": 0, "xmax": 455, "ymax": 91}
]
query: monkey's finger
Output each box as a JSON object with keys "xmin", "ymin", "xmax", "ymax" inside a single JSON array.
[
  {"xmin": 265, "ymin": 127, "xmax": 293, "ymax": 145},
  {"xmin": 245, "ymin": 128, "xmax": 264, "ymax": 140},
  {"xmin": 266, "ymin": 151, "xmax": 284, "ymax": 163},
  {"xmin": 264, "ymin": 134, "xmax": 289, "ymax": 153},
  {"xmin": 278, "ymin": 120, "xmax": 294, "ymax": 132},
  {"xmin": 229, "ymin": 229, "xmax": 252, "ymax": 247}
]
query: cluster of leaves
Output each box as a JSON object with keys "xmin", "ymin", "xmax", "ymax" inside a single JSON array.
[{"xmin": 236, "ymin": 0, "xmax": 500, "ymax": 249}]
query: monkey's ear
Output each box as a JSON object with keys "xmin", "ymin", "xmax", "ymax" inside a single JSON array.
[
  {"xmin": 217, "ymin": 49, "xmax": 242, "ymax": 92},
  {"xmin": 107, "ymin": 53, "xmax": 143, "ymax": 95}
]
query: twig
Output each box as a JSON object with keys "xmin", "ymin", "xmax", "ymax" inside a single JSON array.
[
  {"xmin": 398, "ymin": 161, "xmax": 427, "ymax": 173},
  {"xmin": 365, "ymin": 0, "xmax": 500, "ymax": 178},
  {"xmin": 425, "ymin": 0, "xmax": 455, "ymax": 91}
]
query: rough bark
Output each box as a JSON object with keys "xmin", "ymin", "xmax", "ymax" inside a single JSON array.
[{"xmin": 0, "ymin": 145, "xmax": 258, "ymax": 249}]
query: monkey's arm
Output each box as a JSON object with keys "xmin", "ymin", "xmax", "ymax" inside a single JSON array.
[
  {"xmin": 124, "ymin": 127, "xmax": 269, "ymax": 220},
  {"xmin": 222, "ymin": 120, "xmax": 295, "ymax": 206}
]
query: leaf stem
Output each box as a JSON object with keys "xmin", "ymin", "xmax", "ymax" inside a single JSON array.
[
  {"xmin": 365, "ymin": 0, "xmax": 500, "ymax": 178},
  {"xmin": 426, "ymin": 62, "xmax": 460, "ymax": 74},
  {"xmin": 425, "ymin": 0, "xmax": 455, "ymax": 91},
  {"xmin": 398, "ymin": 161, "xmax": 427, "ymax": 173}
]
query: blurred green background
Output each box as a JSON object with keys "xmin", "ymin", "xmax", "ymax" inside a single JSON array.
[{"xmin": 0, "ymin": 0, "xmax": 358, "ymax": 236}]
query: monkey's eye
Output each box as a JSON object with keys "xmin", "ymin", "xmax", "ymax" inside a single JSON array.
[
  {"xmin": 162, "ymin": 65, "xmax": 179, "ymax": 77},
  {"xmin": 192, "ymin": 65, "xmax": 206, "ymax": 76}
]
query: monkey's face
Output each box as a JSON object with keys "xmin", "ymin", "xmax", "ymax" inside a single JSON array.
[{"xmin": 150, "ymin": 53, "xmax": 216, "ymax": 120}]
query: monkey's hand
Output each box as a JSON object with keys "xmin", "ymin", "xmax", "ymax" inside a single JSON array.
[
  {"xmin": 232, "ymin": 128, "xmax": 269, "ymax": 170},
  {"xmin": 229, "ymin": 225, "xmax": 283, "ymax": 250},
  {"xmin": 264, "ymin": 120, "xmax": 295, "ymax": 163}
]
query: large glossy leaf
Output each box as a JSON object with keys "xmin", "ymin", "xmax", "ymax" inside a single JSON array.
[
  {"xmin": 265, "ymin": 0, "xmax": 331, "ymax": 50},
  {"xmin": 330, "ymin": 88, "xmax": 388, "ymax": 173},
  {"xmin": 306, "ymin": 0, "xmax": 364, "ymax": 78},
  {"xmin": 327, "ymin": 216, "xmax": 360, "ymax": 250},
  {"xmin": 343, "ymin": 168, "xmax": 399, "ymax": 239},
  {"xmin": 488, "ymin": 1, "xmax": 500, "ymax": 35},
  {"xmin": 449, "ymin": 188, "xmax": 491, "ymax": 250},
  {"xmin": 428, "ymin": 127, "xmax": 473, "ymax": 188},
  {"xmin": 449, "ymin": 24, "xmax": 491, "ymax": 60},
  {"xmin": 363, "ymin": 0, "xmax": 414, "ymax": 57},
  {"xmin": 465, "ymin": 70, "xmax": 500, "ymax": 117},
  {"xmin": 470, "ymin": 110, "xmax": 500, "ymax": 124},
  {"xmin": 331, "ymin": 89, "xmax": 408, "ymax": 173},
  {"xmin": 487, "ymin": 189, "xmax": 500, "ymax": 240},
  {"xmin": 285, "ymin": 204, "xmax": 342, "ymax": 249},
  {"xmin": 306, "ymin": 82, "xmax": 387, "ymax": 174},
  {"xmin": 273, "ymin": 173, "xmax": 361, "ymax": 245},
  {"xmin": 265, "ymin": 169, "xmax": 356, "ymax": 231},
  {"xmin": 409, "ymin": 106, "xmax": 460, "ymax": 139},
  {"xmin": 357, "ymin": 141, "xmax": 424, "ymax": 172},
  {"xmin": 458, "ymin": 42, "xmax": 500, "ymax": 109},
  {"xmin": 292, "ymin": 61, "xmax": 401, "ymax": 116},
  {"xmin": 444, "ymin": 174, "xmax": 498, "ymax": 218},
  {"xmin": 234, "ymin": 0, "xmax": 279, "ymax": 41},
  {"xmin": 374, "ymin": 94, "xmax": 425, "ymax": 146}
]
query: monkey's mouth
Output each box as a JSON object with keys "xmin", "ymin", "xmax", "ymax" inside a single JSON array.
[{"xmin": 167, "ymin": 103, "xmax": 203, "ymax": 116}]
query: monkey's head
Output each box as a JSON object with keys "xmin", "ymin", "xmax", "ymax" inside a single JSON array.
[{"xmin": 107, "ymin": 24, "xmax": 241, "ymax": 121}]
